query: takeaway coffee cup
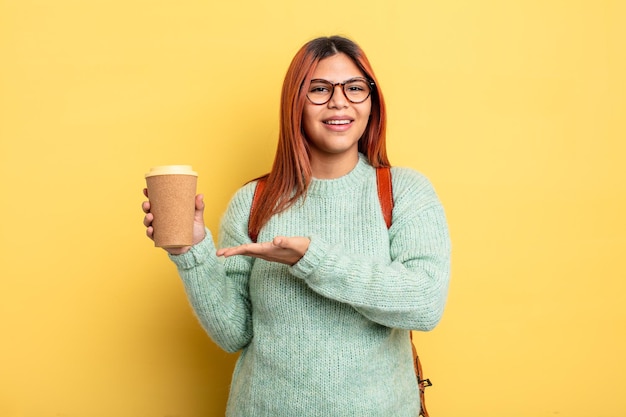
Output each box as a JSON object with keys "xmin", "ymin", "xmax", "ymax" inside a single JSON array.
[{"xmin": 145, "ymin": 165, "xmax": 198, "ymax": 248}]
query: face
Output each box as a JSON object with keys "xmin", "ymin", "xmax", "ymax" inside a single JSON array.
[{"xmin": 302, "ymin": 53, "xmax": 372, "ymax": 163}]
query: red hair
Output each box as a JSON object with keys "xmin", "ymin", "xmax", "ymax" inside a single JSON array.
[{"xmin": 248, "ymin": 36, "xmax": 389, "ymax": 239}]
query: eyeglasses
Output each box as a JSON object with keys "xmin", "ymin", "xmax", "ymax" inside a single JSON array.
[{"xmin": 306, "ymin": 77, "xmax": 375, "ymax": 105}]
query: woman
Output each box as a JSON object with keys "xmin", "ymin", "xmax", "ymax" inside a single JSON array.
[{"xmin": 142, "ymin": 35, "xmax": 451, "ymax": 417}]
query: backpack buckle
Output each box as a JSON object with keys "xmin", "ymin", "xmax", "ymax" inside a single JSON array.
[{"xmin": 419, "ymin": 378, "xmax": 432, "ymax": 388}]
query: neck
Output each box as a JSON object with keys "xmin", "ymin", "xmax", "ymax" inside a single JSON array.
[{"xmin": 309, "ymin": 151, "xmax": 359, "ymax": 179}]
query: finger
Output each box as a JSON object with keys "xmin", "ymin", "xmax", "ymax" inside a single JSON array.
[
  {"xmin": 217, "ymin": 243, "xmax": 260, "ymax": 258},
  {"xmin": 272, "ymin": 236, "xmax": 286, "ymax": 248},
  {"xmin": 196, "ymin": 194, "xmax": 205, "ymax": 210},
  {"xmin": 216, "ymin": 245, "xmax": 236, "ymax": 257},
  {"xmin": 143, "ymin": 212, "xmax": 154, "ymax": 227},
  {"xmin": 146, "ymin": 226, "xmax": 154, "ymax": 240},
  {"xmin": 142, "ymin": 201, "xmax": 151, "ymax": 213},
  {"xmin": 217, "ymin": 245, "xmax": 248, "ymax": 258},
  {"xmin": 217, "ymin": 247, "xmax": 236, "ymax": 257},
  {"xmin": 143, "ymin": 188, "xmax": 149, "ymax": 198}
]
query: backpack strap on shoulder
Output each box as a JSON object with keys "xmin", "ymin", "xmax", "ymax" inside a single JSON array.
[
  {"xmin": 376, "ymin": 166, "xmax": 393, "ymax": 229},
  {"xmin": 248, "ymin": 178, "xmax": 267, "ymax": 243},
  {"xmin": 377, "ymin": 167, "xmax": 431, "ymax": 415}
]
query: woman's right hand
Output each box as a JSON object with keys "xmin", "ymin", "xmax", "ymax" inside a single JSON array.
[{"xmin": 142, "ymin": 188, "xmax": 207, "ymax": 255}]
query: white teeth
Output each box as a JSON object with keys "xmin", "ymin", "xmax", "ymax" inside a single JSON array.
[{"xmin": 325, "ymin": 120, "xmax": 351, "ymax": 125}]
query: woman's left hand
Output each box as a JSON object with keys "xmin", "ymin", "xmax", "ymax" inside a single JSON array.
[{"xmin": 216, "ymin": 236, "xmax": 310, "ymax": 266}]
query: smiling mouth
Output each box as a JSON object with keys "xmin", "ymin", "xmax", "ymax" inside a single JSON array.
[{"xmin": 324, "ymin": 119, "xmax": 352, "ymax": 125}]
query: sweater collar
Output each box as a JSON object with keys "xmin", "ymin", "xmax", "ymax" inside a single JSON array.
[{"xmin": 306, "ymin": 153, "xmax": 373, "ymax": 196}]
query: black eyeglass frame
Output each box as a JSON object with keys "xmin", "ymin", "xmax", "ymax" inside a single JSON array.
[{"xmin": 306, "ymin": 77, "xmax": 376, "ymax": 105}]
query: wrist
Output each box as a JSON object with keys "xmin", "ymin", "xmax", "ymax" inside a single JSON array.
[{"xmin": 165, "ymin": 246, "xmax": 191, "ymax": 256}]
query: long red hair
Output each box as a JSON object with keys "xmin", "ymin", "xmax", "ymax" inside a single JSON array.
[{"xmin": 248, "ymin": 36, "xmax": 389, "ymax": 239}]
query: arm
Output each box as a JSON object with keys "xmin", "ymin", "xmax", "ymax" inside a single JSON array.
[
  {"xmin": 290, "ymin": 169, "xmax": 451, "ymax": 331},
  {"xmin": 168, "ymin": 184, "xmax": 257, "ymax": 352}
]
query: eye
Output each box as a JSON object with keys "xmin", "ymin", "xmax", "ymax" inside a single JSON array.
[
  {"xmin": 345, "ymin": 80, "xmax": 368, "ymax": 92},
  {"xmin": 346, "ymin": 84, "xmax": 365, "ymax": 92},
  {"xmin": 309, "ymin": 80, "xmax": 332, "ymax": 94},
  {"xmin": 310, "ymin": 85, "xmax": 330, "ymax": 93}
]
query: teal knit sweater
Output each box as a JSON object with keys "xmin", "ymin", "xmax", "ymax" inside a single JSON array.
[{"xmin": 170, "ymin": 154, "xmax": 451, "ymax": 417}]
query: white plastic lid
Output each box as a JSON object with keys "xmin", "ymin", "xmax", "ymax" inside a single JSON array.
[{"xmin": 145, "ymin": 165, "xmax": 198, "ymax": 178}]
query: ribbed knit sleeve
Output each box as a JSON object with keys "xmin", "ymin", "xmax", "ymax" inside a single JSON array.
[
  {"xmin": 168, "ymin": 182, "xmax": 257, "ymax": 352},
  {"xmin": 167, "ymin": 156, "xmax": 450, "ymax": 417},
  {"xmin": 289, "ymin": 167, "xmax": 451, "ymax": 331}
]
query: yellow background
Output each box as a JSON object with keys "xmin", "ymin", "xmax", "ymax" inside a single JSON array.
[{"xmin": 1, "ymin": 0, "xmax": 624, "ymax": 416}]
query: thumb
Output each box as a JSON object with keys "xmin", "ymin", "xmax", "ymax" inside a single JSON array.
[
  {"xmin": 272, "ymin": 236, "xmax": 287, "ymax": 248},
  {"xmin": 193, "ymin": 194, "xmax": 206, "ymax": 224},
  {"xmin": 196, "ymin": 194, "xmax": 205, "ymax": 211}
]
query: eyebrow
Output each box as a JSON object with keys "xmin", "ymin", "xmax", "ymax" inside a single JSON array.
[{"xmin": 309, "ymin": 77, "xmax": 367, "ymax": 83}]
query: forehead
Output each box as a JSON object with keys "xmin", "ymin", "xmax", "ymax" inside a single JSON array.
[{"xmin": 311, "ymin": 53, "xmax": 364, "ymax": 82}]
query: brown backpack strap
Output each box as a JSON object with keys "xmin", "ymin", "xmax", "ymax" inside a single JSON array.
[
  {"xmin": 376, "ymin": 166, "xmax": 393, "ymax": 229},
  {"xmin": 411, "ymin": 332, "xmax": 432, "ymax": 417},
  {"xmin": 248, "ymin": 178, "xmax": 267, "ymax": 243},
  {"xmin": 378, "ymin": 167, "xmax": 432, "ymax": 416}
]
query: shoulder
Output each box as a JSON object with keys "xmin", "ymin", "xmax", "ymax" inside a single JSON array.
[
  {"xmin": 218, "ymin": 180, "xmax": 259, "ymax": 245},
  {"xmin": 386, "ymin": 166, "xmax": 446, "ymax": 232},
  {"xmin": 390, "ymin": 166, "xmax": 440, "ymax": 208},
  {"xmin": 225, "ymin": 180, "xmax": 258, "ymax": 218},
  {"xmin": 389, "ymin": 166, "xmax": 432, "ymax": 188}
]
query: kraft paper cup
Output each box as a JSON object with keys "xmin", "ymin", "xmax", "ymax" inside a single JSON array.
[{"xmin": 145, "ymin": 165, "xmax": 198, "ymax": 248}]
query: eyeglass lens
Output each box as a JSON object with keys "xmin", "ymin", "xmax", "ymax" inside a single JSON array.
[{"xmin": 307, "ymin": 78, "xmax": 372, "ymax": 105}]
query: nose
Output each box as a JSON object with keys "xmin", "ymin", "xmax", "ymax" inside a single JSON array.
[{"xmin": 327, "ymin": 84, "xmax": 349, "ymax": 108}]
